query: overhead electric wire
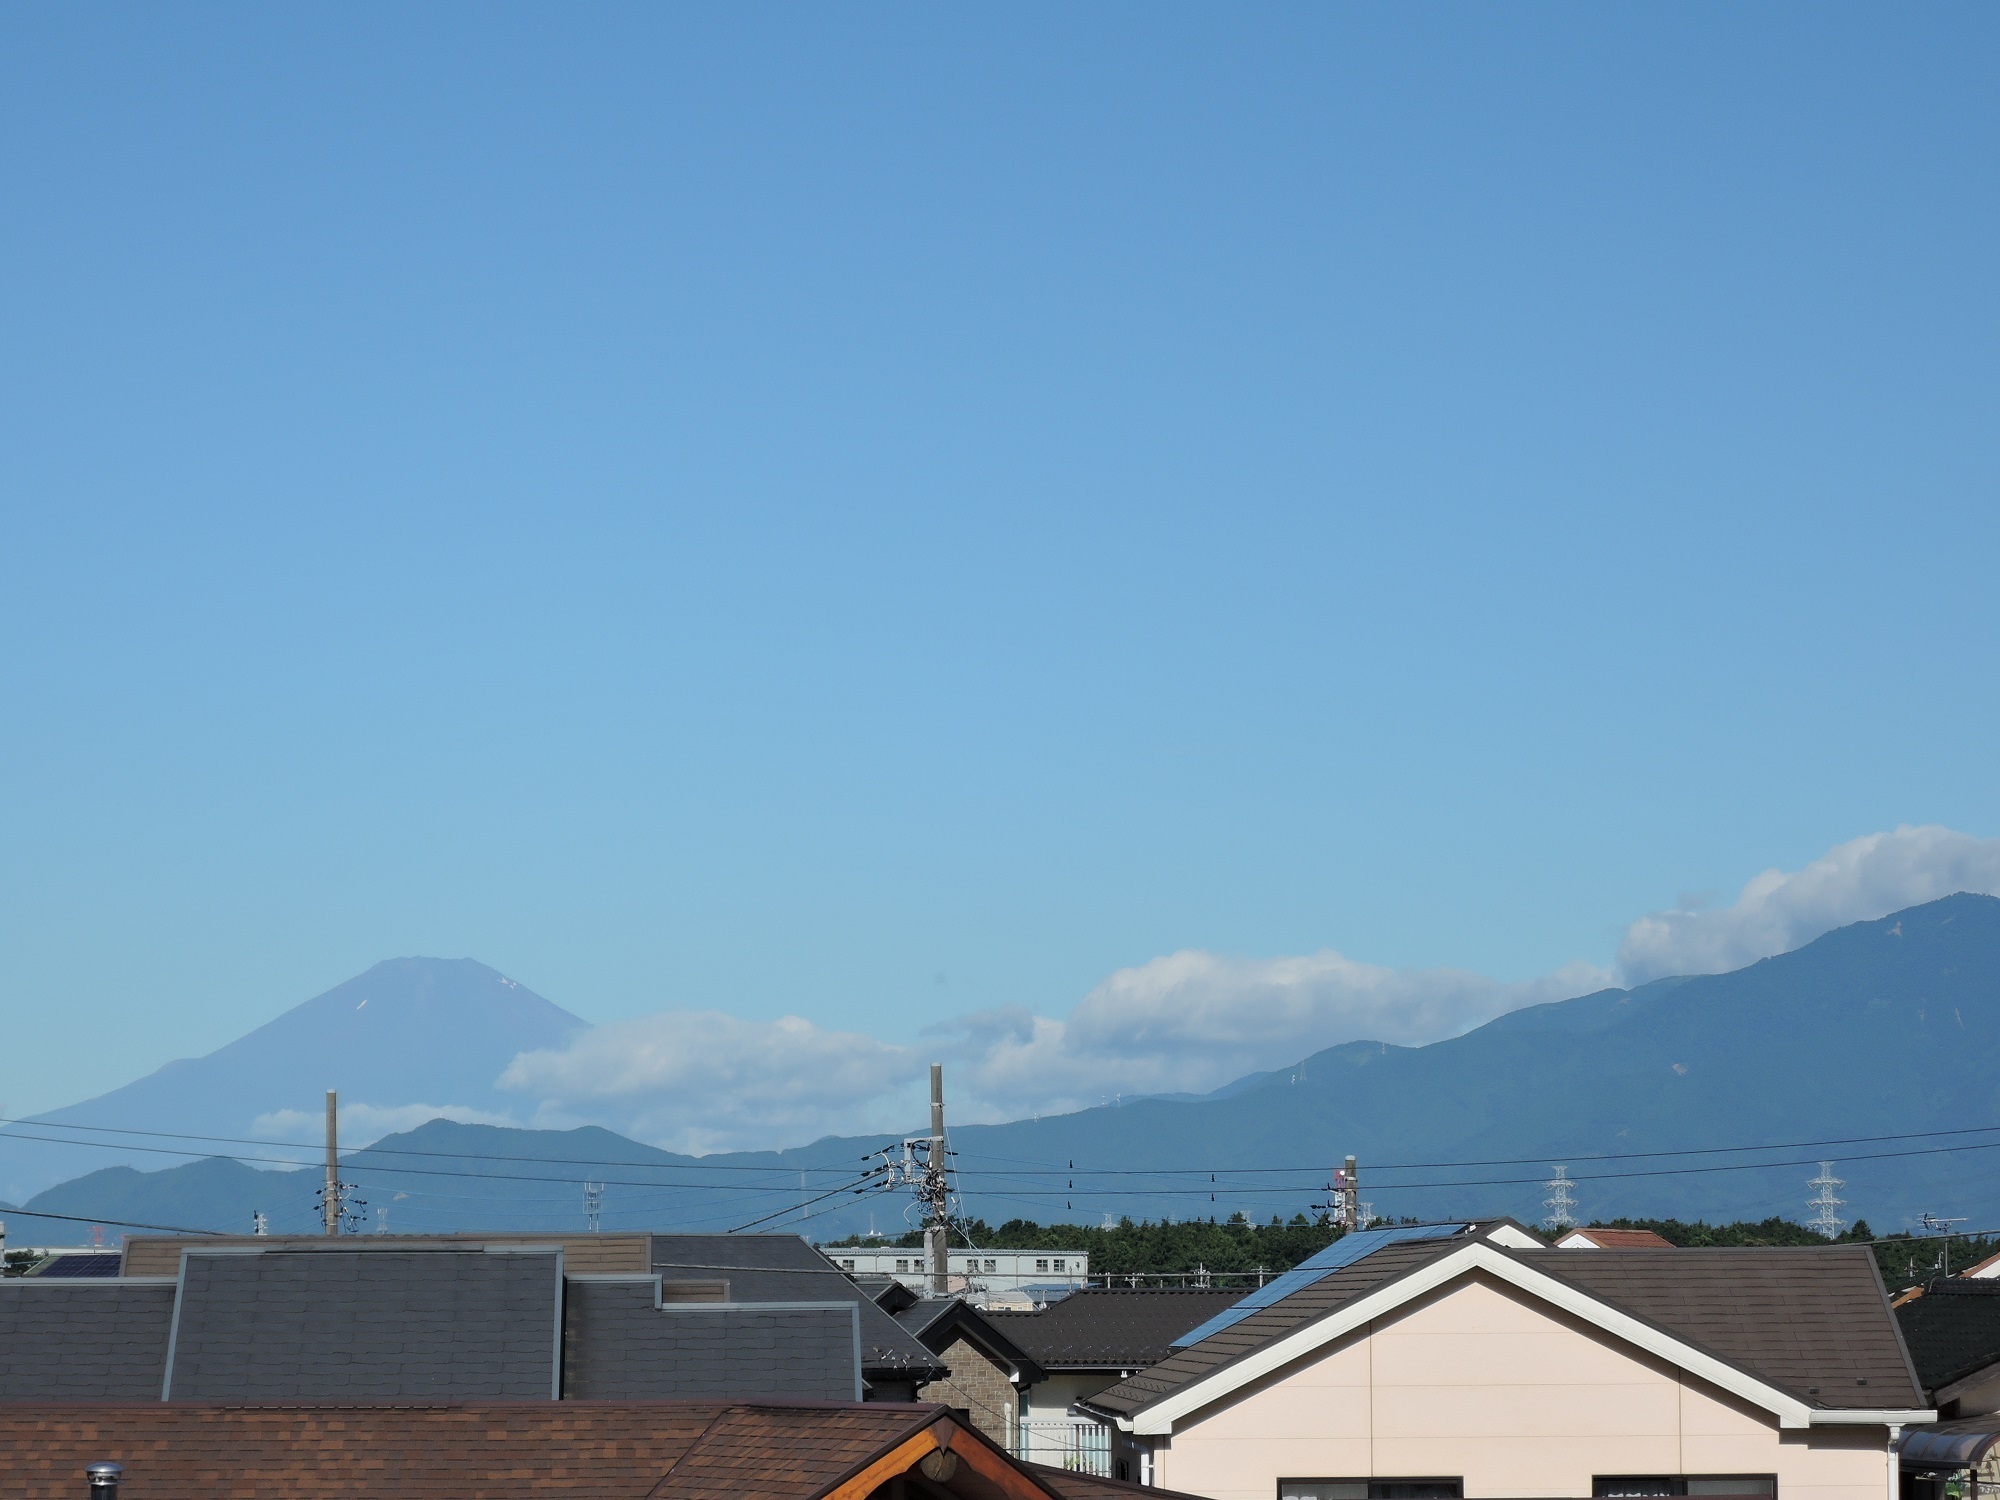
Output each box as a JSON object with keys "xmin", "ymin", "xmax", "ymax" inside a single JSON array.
[{"xmin": 0, "ymin": 1115, "xmax": 863, "ymax": 1175}]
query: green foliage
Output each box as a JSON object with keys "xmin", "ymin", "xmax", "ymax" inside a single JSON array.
[
  {"xmin": 825, "ymin": 1212, "xmax": 1343, "ymax": 1280},
  {"xmin": 828, "ymin": 1211, "xmax": 2000, "ymax": 1293}
]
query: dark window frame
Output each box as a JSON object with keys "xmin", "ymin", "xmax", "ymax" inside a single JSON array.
[
  {"xmin": 1279, "ymin": 1479, "xmax": 1464, "ymax": 1500},
  {"xmin": 1593, "ymin": 1477, "xmax": 1778, "ymax": 1499}
]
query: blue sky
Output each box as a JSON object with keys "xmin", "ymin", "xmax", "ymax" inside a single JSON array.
[{"xmin": 3, "ymin": 5, "xmax": 1998, "ymax": 1127}]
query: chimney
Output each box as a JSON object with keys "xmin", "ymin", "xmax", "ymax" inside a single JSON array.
[{"xmin": 87, "ymin": 1463, "xmax": 123, "ymax": 1499}]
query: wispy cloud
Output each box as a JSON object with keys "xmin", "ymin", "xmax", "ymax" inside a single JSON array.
[
  {"xmin": 498, "ymin": 1010, "xmax": 926, "ymax": 1155},
  {"xmin": 251, "ymin": 1101, "xmax": 520, "ymax": 1151},
  {"xmin": 489, "ymin": 826, "xmax": 1999, "ymax": 1153},
  {"xmin": 1615, "ymin": 825, "xmax": 2000, "ymax": 985}
]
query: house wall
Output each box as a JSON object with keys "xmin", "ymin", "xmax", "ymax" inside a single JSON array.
[
  {"xmin": 924, "ymin": 1333, "xmax": 1018, "ymax": 1447},
  {"xmin": 1152, "ymin": 1273, "xmax": 1894, "ymax": 1500},
  {"xmin": 1026, "ymin": 1371, "xmax": 1125, "ymax": 1419}
]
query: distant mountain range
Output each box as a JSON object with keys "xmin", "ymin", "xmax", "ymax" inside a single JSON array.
[{"xmin": 5, "ymin": 895, "xmax": 2000, "ymax": 1248}]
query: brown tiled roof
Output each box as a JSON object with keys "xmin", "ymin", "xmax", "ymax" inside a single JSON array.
[
  {"xmin": 1525, "ymin": 1247, "xmax": 1924, "ymax": 1408},
  {"xmin": 1090, "ymin": 1240, "xmax": 1922, "ymax": 1421},
  {"xmin": 1087, "ymin": 1236, "xmax": 1463, "ymax": 1416},
  {"xmin": 1025, "ymin": 1463, "xmax": 1213, "ymax": 1500},
  {"xmin": 0, "ymin": 1400, "xmax": 947, "ymax": 1500},
  {"xmin": 1558, "ymin": 1227, "xmax": 1675, "ymax": 1249},
  {"xmin": 990, "ymin": 1289, "xmax": 1244, "ymax": 1370}
]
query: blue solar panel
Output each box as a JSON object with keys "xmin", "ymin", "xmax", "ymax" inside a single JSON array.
[{"xmin": 1169, "ymin": 1223, "xmax": 1471, "ymax": 1348}]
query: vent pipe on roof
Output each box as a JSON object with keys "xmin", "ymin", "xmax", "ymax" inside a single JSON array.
[{"xmin": 87, "ymin": 1462, "xmax": 122, "ymax": 1499}]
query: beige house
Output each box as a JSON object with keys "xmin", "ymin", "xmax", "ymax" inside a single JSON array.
[{"xmin": 1084, "ymin": 1224, "xmax": 1929, "ymax": 1500}]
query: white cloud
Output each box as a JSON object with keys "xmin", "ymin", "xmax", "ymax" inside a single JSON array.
[
  {"xmin": 492, "ymin": 826, "xmax": 2000, "ymax": 1151},
  {"xmin": 250, "ymin": 1101, "xmax": 520, "ymax": 1151},
  {"xmin": 1615, "ymin": 825, "xmax": 2000, "ymax": 985},
  {"xmin": 497, "ymin": 1010, "xmax": 926, "ymax": 1155},
  {"xmin": 940, "ymin": 950, "xmax": 1613, "ymax": 1119}
]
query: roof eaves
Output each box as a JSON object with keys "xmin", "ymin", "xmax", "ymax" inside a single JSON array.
[{"xmin": 1125, "ymin": 1241, "xmax": 1904, "ymax": 1436}]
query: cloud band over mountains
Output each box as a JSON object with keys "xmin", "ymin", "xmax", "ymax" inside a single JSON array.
[{"xmin": 496, "ymin": 825, "xmax": 2000, "ymax": 1153}]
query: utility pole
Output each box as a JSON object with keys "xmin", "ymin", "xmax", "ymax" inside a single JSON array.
[
  {"xmin": 323, "ymin": 1090, "xmax": 340, "ymax": 1236},
  {"xmin": 927, "ymin": 1063, "xmax": 949, "ymax": 1296},
  {"xmin": 1342, "ymin": 1155, "xmax": 1359, "ymax": 1233}
]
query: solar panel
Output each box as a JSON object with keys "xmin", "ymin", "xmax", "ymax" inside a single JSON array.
[{"xmin": 1169, "ymin": 1223, "xmax": 1471, "ymax": 1348}]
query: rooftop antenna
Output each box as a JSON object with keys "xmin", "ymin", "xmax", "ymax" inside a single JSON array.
[
  {"xmin": 1542, "ymin": 1165, "xmax": 1578, "ymax": 1231},
  {"xmin": 1806, "ymin": 1162, "xmax": 1846, "ymax": 1238},
  {"xmin": 1921, "ymin": 1212, "xmax": 1969, "ymax": 1276},
  {"xmin": 583, "ymin": 1181, "xmax": 604, "ymax": 1234}
]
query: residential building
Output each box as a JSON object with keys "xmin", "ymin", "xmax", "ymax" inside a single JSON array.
[
  {"xmin": 1080, "ymin": 1222, "xmax": 1927, "ymax": 1500},
  {"xmin": 891, "ymin": 1292, "xmax": 1047, "ymax": 1450},
  {"xmin": 1554, "ymin": 1227, "xmax": 1676, "ymax": 1249},
  {"xmin": 993, "ymin": 1288, "xmax": 1245, "ymax": 1475},
  {"xmin": 0, "ymin": 1395, "xmax": 1213, "ymax": 1500},
  {"xmin": 825, "ymin": 1245, "xmax": 1092, "ymax": 1296},
  {"xmin": 4, "ymin": 1232, "xmax": 949, "ymax": 1402}
]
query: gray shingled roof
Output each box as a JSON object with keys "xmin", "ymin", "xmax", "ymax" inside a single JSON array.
[
  {"xmin": 1091, "ymin": 1240, "xmax": 1921, "ymax": 1419},
  {"xmin": 1897, "ymin": 1278, "xmax": 2000, "ymax": 1396},
  {"xmin": 0, "ymin": 1280, "xmax": 175, "ymax": 1400},
  {"xmin": 563, "ymin": 1279, "xmax": 860, "ymax": 1399},
  {"xmin": 648, "ymin": 1235, "xmax": 948, "ymax": 1383},
  {"xmin": 164, "ymin": 1247, "xmax": 563, "ymax": 1401},
  {"xmin": 989, "ymin": 1289, "xmax": 1246, "ymax": 1370}
]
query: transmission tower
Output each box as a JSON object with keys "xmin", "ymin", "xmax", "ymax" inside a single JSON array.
[
  {"xmin": 583, "ymin": 1181, "xmax": 605, "ymax": 1233},
  {"xmin": 1542, "ymin": 1165, "xmax": 1578, "ymax": 1231},
  {"xmin": 1806, "ymin": 1162, "xmax": 1845, "ymax": 1238}
]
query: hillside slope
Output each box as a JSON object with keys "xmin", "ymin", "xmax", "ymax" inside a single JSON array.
[{"xmin": 0, "ymin": 958, "xmax": 584, "ymax": 1203}]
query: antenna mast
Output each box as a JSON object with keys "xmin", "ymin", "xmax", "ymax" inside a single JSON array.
[{"xmin": 1806, "ymin": 1162, "xmax": 1846, "ymax": 1238}]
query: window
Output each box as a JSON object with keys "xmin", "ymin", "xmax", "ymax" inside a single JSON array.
[
  {"xmin": 1036, "ymin": 1259, "xmax": 1049, "ymax": 1272},
  {"xmin": 1595, "ymin": 1480, "xmax": 1775, "ymax": 1498},
  {"xmin": 1053, "ymin": 1259, "xmax": 1067, "ymax": 1272},
  {"xmin": 1282, "ymin": 1481, "xmax": 1461, "ymax": 1500},
  {"xmin": 841, "ymin": 1259, "xmax": 855, "ymax": 1271},
  {"xmin": 895, "ymin": 1259, "xmax": 909, "ymax": 1272},
  {"xmin": 984, "ymin": 1259, "xmax": 997, "ymax": 1273}
]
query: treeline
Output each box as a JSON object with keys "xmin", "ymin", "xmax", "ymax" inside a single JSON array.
[{"xmin": 826, "ymin": 1212, "xmax": 1998, "ymax": 1291}]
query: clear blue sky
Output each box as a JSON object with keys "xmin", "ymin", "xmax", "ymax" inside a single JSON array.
[{"xmin": 3, "ymin": 4, "xmax": 1996, "ymax": 1116}]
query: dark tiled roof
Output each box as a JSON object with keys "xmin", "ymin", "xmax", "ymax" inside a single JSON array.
[
  {"xmin": 1092, "ymin": 1239, "xmax": 1923, "ymax": 1420},
  {"xmin": 1897, "ymin": 1278, "xmax": 2000, "ymax": 1395},
  {"xmin": 164, "ymin": 1248, "xmax": 562, "ymax": 1401},
  {"xmin": 1088, "ymin": 1236, "xmax": 1460, "ymax": 1415},
  {"xmin": 0, "ymin": 1400, "xmax": 946, "ymax": 1500},
  {"xmin": 564, "ymin": 1279, "xmax": 860, "ymax": 1400},
  {"xmin": 29, "ymin": 1253, "xmax": 125, "ymax": 1278},
  {"xmin": 650, "ymin": 1235, "xmax": 948, "ymax": 1383},
  {"xmin": 893, "ymin": 1298, "xmax": 1046, "ymax": 1382},
  {"xmin": 988, "ymin": 1289, "xmax": 1245, "ymax": 1370},
  {"xmin": 658, "ymin": 1402, "xmax": 936, "ymax": 1500},
  {"xmin": 1026, "ymin": 1463, "xmax": 1212, "ymax": 1500},
  {"xmin": 0, "ymin": 1281, "xmax": 175, "ymax": 1400},
  {"xmin": 1526, "ymin": 1247, "xmax": 1923, "ymax": 1408}
]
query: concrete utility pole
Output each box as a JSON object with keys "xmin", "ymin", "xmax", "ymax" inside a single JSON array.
[
  {"xmin": 927, "ymin": 1064, "xmax": 949, "ymax": 1296},
  {"xmin": 1342, "ymin": 1154, "xmax": 1359, "ymax": 1233},
  {"xmin": 323, "ymin": 1090, "xmax": 340, "ymax": 1236}
]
